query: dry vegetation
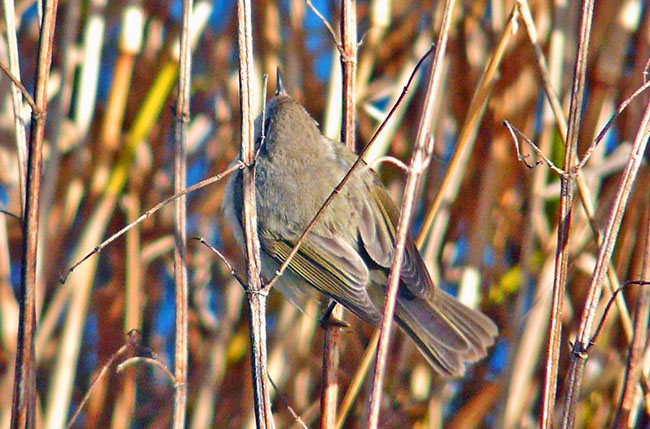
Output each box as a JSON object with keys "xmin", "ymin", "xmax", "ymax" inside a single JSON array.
[{"xmin": 1, "ymin": 0, "xmax": 650, "ymax": 427}]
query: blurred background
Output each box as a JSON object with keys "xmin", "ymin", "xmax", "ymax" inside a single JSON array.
[{"xmin": 1, "ymin": 0, "xmax": 650, "ymax": 427}]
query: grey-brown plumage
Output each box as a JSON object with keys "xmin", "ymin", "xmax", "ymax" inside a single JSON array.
[{"xmin": 223, "ymin": 86, "xmax": 497, "ymax": 377}]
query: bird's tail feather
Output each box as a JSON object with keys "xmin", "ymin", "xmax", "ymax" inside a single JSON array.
[{"xmin": 395, "ymin": 290, "xmax": 497, "ymax": 377}]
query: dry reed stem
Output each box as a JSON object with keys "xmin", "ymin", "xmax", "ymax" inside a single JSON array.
[
  {"xmin": 10, "ymin": 0, "xmax": 58, "ymax": 425},
  {"xmin": 171, "ymin": 0, "xmax": 192, "ymax": 425},
  {"xmin": 320, "ymin": 2, "xmax": 357, "ymax": 428},
  {"xmin": 236, "ymin": 0, "xmax": 273, "ymax": 427},
  {"xmin": 615, "ymin": 207, "xmax": 650, "ymax": 426},
  {"xmin": 367, "ymin": 0, "xmax": 454, "ymax": 425},
  {"xmin": 541, "ymin": 0, "xmax": 595, "ymax": 425},
  {"xmin": 110, "ymin": 193, "xmax": 142, "ymax": 428}
]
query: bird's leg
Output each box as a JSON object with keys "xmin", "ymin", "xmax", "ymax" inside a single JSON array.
[{"xmin": 319, "ymin": 300, "xmax": 349, "ymax": 329}]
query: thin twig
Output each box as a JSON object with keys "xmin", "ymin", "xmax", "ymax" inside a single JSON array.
[
  {"xmin": 503, "ymin": 121, "xmax": 564, "ymax": 175},
  {"xmin": 321, "ymin": 3, "xmax": 357, "ymax": 427},
  {"xmin": 59, "ymin": 162, "xmax": 244, "ymax": 283},
  {"xmin": 268, "ymin": 375, "xmax": 309, "ymax": 429},
  {"xmin": 0, "ymin": 61, "xmax": 37, "ymax": 112},
  {"xmin": 192, "ymin": 237, "xmax": 246, "ymax": 287},
  {"xmin": 615, "ymin": 255, "xmax": 650, "ymax": 429},
  {"xmin": 367, "ymin": 156, "xmax": 410, "ymax": 172},
  {"xmin": 340, "ymin": 0, "xmax": 357, "ymax": 151},
  {"xmin": 0, "ymin": 210, "xmax": 22, "ymax": 224},
  {"xmin": 585, "ymin": 286, "xmax": 626, "ymax": 351},
  {"xmin": 503, "ymin": 76, "xmax": 650, "ymax": 177},
  {"xmin": 305, "ymin": 0, "xmax": 340, "ymax": 49},
  {"xmin": 367, "ymin": 138, "xmax": 435, "ymax": 427},
  {"xmin": 576, "ymin": 79, "xmax": 650, "ymax": 171},
  {"xmin": 116, "ymin": 357, "xmax": 176, "ymax": 384},
  {"xmin": 66, "ymin": 330, "xmax": 149, "ymax": 428}
]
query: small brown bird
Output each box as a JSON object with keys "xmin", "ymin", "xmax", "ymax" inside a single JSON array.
[{"xmin": 223, "ymin": 79, "xmax": 497, "ymax": 377}]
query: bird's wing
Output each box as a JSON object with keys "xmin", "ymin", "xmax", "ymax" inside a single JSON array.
[
  {"xmin": 356, "ymin": 176, "xmax": 436, "ymax": 298},
  {"xmin": 259, "ymin": 226, "xmax": 380, "ymax": 321}
]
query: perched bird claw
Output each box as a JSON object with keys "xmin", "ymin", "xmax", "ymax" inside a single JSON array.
[{"xmin": 319, "ymin": 314, "xmax": 350, "ymax": 330}]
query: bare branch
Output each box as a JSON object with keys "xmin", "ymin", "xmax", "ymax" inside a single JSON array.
[
  {"xmin": 503, "ymin": 121, "xmax": 565, "ymax": 175},
  {"xmin": 305, "ymin": 0, "xmax": 340, "ymax": 48},
  {"xmin": 59, "ymin": 162, "xmax": 243, "ymax": 283},
  {"xmin": 0, "ymin": 61, "xmax": 37, "ymax": 112},
  {"xmin": 192, "ymin": 237, "xmax": 246, "ymax": 288}
]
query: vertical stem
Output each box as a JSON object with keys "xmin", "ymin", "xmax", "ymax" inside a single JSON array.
[
  {"xmin": 321, "ymin": 2, "xmax": 356, "ymax": 428},
  {"xmin": 561, "ymin": 94, "xmax": 650, "ymax": 429},
  {"xmin": 10, "ymin": 0, "xmax": 59, "ymax": 427},
  {"xmin": 541, "ymin": 1, "xmax": 594, "ymax": 426},
  {"xmin": 340, "ymin": 0, "xmax": 357, "ymax": 151},
  {"xmin": 614, "ymin": 204, "xmax": 650, "ymax": 427},
  {"xmin": 172, "ymin": 0, "xmax": 192, "ymax": 426},
  {"xmin": 366, "ymin": 0, "xmax": 455, "ymax": 426},
  {"xmin": 237, "ymin": 0, "xmax": 273, "ymax": 427}
]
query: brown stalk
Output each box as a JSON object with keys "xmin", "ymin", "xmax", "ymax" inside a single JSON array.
[
  {"xmin": 615, "ymin": 207, "xmax": 650, "ymax": 427},
  {"xmin": 334, "ymin": 330, "xmax": 379, "ymax": 429},
  {"xmin": 237, "ymin": 0, "xmax": 273, "ymax": 427},
  {"xmin": 366, "ymin": 0, "xmax": 455, "ymax": 425},
  {"xmin": 111, "ymin": 193, "xmax": 142, "ymax": 429},
  {"xmin": 561, "ymin": 86, "xmax": 650, "ymax": 429},
  {"xmin": 540, "ymin": 0, "xmax": 595, "ymax": 426},
  {"xmin": 172, "ymin": 0, "xmax": 192, "ymax": 426},
  {"xmin": 321, "ymin": 2, "xmax": 357, "ymax": 428},
  {"xmin": 10, "ymin": 0, "xmax": 58, "ymax": 426},
  {"xmin": 340, "ymin": 0, "xmax": 357, "ymax": 152}
]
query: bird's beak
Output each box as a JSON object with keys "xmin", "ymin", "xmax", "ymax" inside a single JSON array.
[{"xmin": 275, "ymin": 68, "xmax": 286, "ymax": 96}]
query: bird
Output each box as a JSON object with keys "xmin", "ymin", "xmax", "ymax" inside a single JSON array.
[{"xmin": 223, "ymin": 76, "xmax": 498, "ymax": 377}]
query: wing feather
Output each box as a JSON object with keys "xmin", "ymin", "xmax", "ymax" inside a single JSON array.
[
  {"xmin": 356, "ymin": 177, "xmax": 434, "ymax": 297},
  {"xmin": 259, "ymin": 228, "xmax": 381, "ymax": 324}
]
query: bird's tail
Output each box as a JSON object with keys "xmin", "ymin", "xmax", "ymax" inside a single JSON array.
[{"xmin": 395, "ymin": 290, "xmax": 498, "ymax": 377}]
